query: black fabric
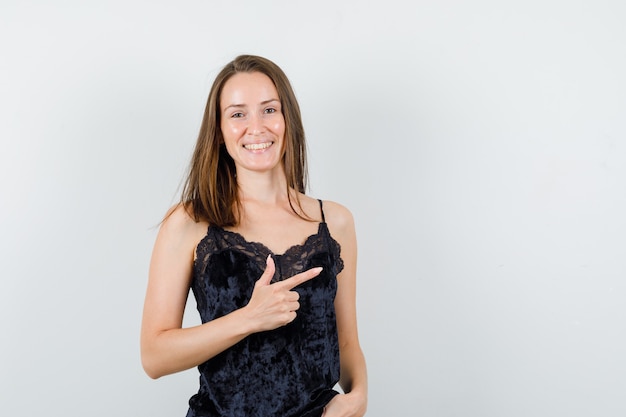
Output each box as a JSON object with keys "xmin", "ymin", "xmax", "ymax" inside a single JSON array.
[{"xmin": 187, "ymin": 202, "xmax": 343, "ymax": 417}]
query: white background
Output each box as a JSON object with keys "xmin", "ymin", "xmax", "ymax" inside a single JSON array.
[{"xmin": 1, "ymin": 1, "xmax": 625, "ymax": 416}]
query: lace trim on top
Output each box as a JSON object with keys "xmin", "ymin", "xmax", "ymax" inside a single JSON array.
[{"xmin": 195, "ymin": 222, "xmax": 344, "ymax": 282}]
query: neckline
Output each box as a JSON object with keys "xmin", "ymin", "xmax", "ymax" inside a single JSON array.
[{"xmin": 211, "ymin": 222, "xmax": 326, "ymax": 257}]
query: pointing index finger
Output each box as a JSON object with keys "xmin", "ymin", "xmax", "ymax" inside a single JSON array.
[{"xmin": 278, "ymin": 267, "xmax": 323, "ymax": 290}]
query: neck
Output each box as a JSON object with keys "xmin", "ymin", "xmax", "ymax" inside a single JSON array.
[{"xmin": 236, "ymin": 166, "xmax": 290, "ymax": 204}]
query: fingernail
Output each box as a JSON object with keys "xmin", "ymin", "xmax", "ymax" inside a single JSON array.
[{"xmin": 314, "ymin": 267, "xmax": 323, "ymax": 273}]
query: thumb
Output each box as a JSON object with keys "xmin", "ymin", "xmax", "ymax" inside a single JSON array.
[{"xmin": 257, "ymin": 255, "xmax": 275, "ymax": 286}]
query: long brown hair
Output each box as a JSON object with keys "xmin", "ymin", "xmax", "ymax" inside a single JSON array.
[{"xmin": 180, "ymin": 55, "xmax": 309, "ymax": 226}]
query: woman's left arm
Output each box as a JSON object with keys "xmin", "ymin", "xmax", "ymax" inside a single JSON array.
[{"xmin": 324, "ymin": 202, "xmax": 368, "ymax": 417}]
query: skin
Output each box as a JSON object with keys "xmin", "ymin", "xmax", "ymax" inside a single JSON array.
[{"xmin": 140, "ymin": 72, "xmax": 367, "ymax": 416}]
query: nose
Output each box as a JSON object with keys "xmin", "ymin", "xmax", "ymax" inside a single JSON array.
[{"xmin": 247, "ymin": 113, "xmax": 265, "ymax": 136}]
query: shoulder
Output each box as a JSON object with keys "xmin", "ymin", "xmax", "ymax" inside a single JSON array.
[
  {"xmin": 158, "ymin": 203, "xmax": 208, "ymax": 250},
  {"xmin": 297, "ymin": 193, "xmax": 353, "ymax": 224},
  {"xmin": 161, "ymin": 203, "xmax": 199, "ymax": 230},
  {"xmin": 321, "ymin": 200, "xmax": 353, "ymax": 227},
  {"xmin": 319, "ymin": 200, "xmax": 356, "ymax": 244}
]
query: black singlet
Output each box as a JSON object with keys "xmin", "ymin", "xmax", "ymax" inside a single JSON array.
[{"xmin": 186, "ymin": 200, "xmax": 343, "ymax": 417}]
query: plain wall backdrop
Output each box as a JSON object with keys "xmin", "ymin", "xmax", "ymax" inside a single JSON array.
[{"xmin": 1, "ymin": 1, "xmax": 625, "ymax": 416}]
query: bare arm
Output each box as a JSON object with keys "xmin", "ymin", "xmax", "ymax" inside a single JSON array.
[
  {"xmin": 324, "ymin": 202, "xmax": 368, "ymax": 416},
  {"xmin": 140, "ymin": 205, "xmax": 322, "ymax": 379}
]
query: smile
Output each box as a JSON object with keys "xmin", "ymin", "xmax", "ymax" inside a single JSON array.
[{"xmin": 243, "ymin": 142, "xmax": 273, "ymax": 150}]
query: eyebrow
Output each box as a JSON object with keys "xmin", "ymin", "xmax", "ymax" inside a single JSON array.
[{"xmin": 223, "ymin": 98, "xmax": 280, "ymax": 112}]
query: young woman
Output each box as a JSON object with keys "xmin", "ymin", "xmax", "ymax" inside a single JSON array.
[{"xmin": 141, "ymin": 55, "xmax": 367, "ymax": 417}]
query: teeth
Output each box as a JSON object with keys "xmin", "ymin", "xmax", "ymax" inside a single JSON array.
[{"xmin": 244, "ymin": 142, "xmax": 272, "ymax": 150}]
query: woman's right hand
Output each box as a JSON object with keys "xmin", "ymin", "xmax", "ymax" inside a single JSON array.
[{"xmin": 243, "ymin": 255, "xmax": 322, "ymax": 332}]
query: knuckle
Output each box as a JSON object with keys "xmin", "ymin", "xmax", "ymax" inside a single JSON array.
[{"xmin": 283, "ymin": 311, "xmax": 296, "ymax": 325}]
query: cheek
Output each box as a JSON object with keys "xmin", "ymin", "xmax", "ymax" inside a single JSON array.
[
  {"xmin": 222, "ymin": 122, "xmax": 244, "ymax": 140},
  {"xmin": 272, "ymin": 120, "xmax": 286, "ymax": 137}
]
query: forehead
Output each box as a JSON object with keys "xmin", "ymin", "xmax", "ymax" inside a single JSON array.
[{"xmin": 220, "ymin": 72, "xmax": 279, "ymax": 107}]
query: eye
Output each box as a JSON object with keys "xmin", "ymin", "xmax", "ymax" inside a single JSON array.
[
  {"xmin": 231, "ymin": 112, "xmax": 244, "ymax": 118},
  {"xmin": 264, "ymin": 107, "xmax": 276, "ymax": 114}
]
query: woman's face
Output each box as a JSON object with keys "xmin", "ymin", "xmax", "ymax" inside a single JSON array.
[{"xmin": 220, "ymin": 71, "xmax": 285, "ymax": 174}]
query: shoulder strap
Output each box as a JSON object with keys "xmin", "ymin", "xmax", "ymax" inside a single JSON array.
[{"xmin": 317, "ymin": 199, "xmax": 326, "ymax": 222}]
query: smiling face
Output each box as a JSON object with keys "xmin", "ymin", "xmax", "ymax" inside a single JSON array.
[{"xmin": 220, "ymin": 71, "xmax": 286, "ymax": 175}]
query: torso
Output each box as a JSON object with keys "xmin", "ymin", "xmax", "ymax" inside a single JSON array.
[{"xmin": 187, "ymin": 196, "xmax": 343, "ymax": 416}]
